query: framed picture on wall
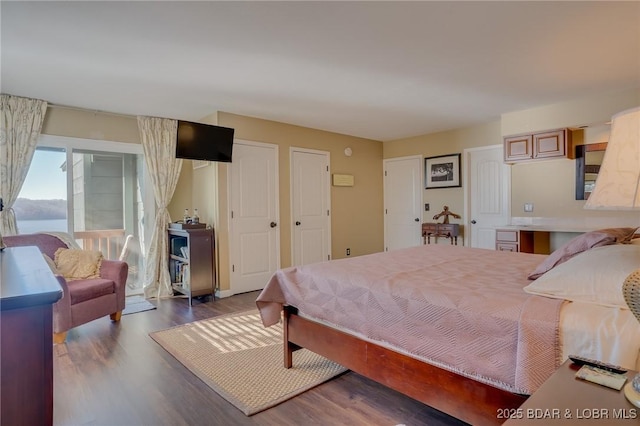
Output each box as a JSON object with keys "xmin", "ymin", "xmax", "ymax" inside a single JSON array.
[{"xmin": 425, "ymin": 153, "xmax": 461, "ymax": 189}]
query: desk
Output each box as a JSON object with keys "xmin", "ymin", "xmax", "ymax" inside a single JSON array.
[
  {"xmin": 496, "ymin": 228, "xmax": 550, "ymax": 254},
  {"xmin": 422, "ymin": 223, "xmax": 460, "ymax": 245},
  {"xmin": 1, "ymin": 246, "xmax": 63, "ymax": 426},
  {"xmin": 503, "ymin": 360, "xmax": 638, "ymax": 424}
]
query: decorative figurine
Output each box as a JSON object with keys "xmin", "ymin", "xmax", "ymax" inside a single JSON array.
[{"xmin": 432, "ymin": 205, "xmax": 461, "ymax": 224}]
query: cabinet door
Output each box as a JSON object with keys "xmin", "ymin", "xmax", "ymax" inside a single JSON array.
[
  {"xmin": 187, "ymin": 230, "xmax": 213, "ymax": 293},
  {"xmin": 533, "ymin": 129, "xmax": 566, "ymax": 159},
  {"xmin": 496, "ymin": 229, "xmax": 519, "ymax": 252},
  {"xmin": 496, "ymin": 229, "xmax": 518, "ymax": 243},
  {"xmin": 504, "ymin": 134, "xmax": 533, "ymax": 162}
]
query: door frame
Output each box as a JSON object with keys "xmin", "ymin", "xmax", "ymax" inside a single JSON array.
[
  {"xmin": 227, "ymin": 139, "xmax": 280, "ymax": 294},
  {"xmin": 289, "ymin": 147, "xmax": 331, "ymax": 266},
  {"xmin": 463, "ymin": 144, "xmax": 511, "ymax": 247}
]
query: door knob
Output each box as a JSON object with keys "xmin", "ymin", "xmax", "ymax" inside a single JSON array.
[
  {"xmin": 471, "ymin": 220, "xmax": 477, "ymax": 224},
  {"xmin": 415, "ymin": 218, "xmax": 420, "ymax": 222},
  {"xmin": 295, "ymin": 221, "xmax": 301, "ymax": 226},
  {"xmin": 270, "ymin": 222, "xmax": 277, "ymax": 228}
]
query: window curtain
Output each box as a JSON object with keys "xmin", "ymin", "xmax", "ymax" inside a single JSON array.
[
  {"xmin": 0, "ymin": 94, "xmax": 48, "ymax": 236},
  {"xmin": 137, "ymin": 116, "xmax": 182, "ymax": 299}
]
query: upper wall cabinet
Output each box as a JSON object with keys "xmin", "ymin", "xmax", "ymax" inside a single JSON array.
[{"xmin": 504, "ymin": 128, "xmax": 572, "ymax": 163}]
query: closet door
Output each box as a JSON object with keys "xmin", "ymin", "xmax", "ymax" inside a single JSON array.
[
  {"xmin": 229, "ymin": 140, "xmax": 280, "ymax": 293},
  {"xmin": 290, "ymin": 148, "xmax": 331, "ymax": 266},
  {"xmin": 384, "ymin": 155, "xmax": 422, "ymax": 251}
]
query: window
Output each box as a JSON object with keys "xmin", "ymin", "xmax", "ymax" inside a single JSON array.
[
  {"xmin": 17, "ymin": 135, "xmax": 154, "ymax": 295},
  {"xmin": 16, "ymin": 147, "xmax": 67, "ymax": 233}
]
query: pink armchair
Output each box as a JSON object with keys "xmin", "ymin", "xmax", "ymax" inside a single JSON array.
[{"xmin": 4, "ymin": 233, "xmax": 128, "ymax": 343}]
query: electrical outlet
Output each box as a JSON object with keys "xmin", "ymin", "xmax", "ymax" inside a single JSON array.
[
  {"xmin": 524, "ymin": 203, "xmax": 534, "ymax": 212},
  {"xmin": 425, "ymin": 203, "xmax": 430, "ymax": 211},
  {"xmin": 346, "ymin": 248, "xmax": 351, "ymax": 256}
]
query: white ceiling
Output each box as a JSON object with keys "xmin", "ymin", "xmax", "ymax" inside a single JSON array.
[{"xmin": 2, "ymin": 1, "xmax": 639, "ymax": 141}]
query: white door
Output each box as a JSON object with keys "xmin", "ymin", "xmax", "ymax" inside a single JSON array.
[
  {"xmin": 291, "ymin": 148, "xmax": 331, "ymax": 266},
  {"xmin": 384, "ymin": 156, "xmax": 423, "ymax": 251},
  {"xmin": 229, "ymin": 140, "xmax": 280, "ymax": 293},
  {"xmin": 464, "ymin": 145, "xmax": 511, "ymax": 249}
]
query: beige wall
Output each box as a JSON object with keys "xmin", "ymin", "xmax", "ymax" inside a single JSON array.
[
  {"xmin": 506, "ymin": 88, "xmax": 640, "ymax": 222},
  {"xmin": 171, "ymin": 112, "xmax": 384, "ymax": 292},
  {"xmin": 383, "ymin": 120, "xmax": 503, "ymax": 235},
  {"xmin": 383, "ymin": 88, "xmax": 640, "ymax": 234},
  {"xmin": 39, "ymin": 105, "xmax": 383, "ymax": 294},
  {"xmin": 501, "ymin": 89, "xmax": 640, "ymax": 136},
  {"xmin": 42, "ymin": 106, "xmax": 139, "ymax": 143}
]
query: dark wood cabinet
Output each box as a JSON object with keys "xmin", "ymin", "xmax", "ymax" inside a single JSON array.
[
  {"xmin": 422, "ymin": 223, "xmax": 460, "ymax": 245},
  {"xmin": 504, "ymin": 128, "xmax": 572, "ymax": 163},
  {"xmin": 168, "ymin": 226, "xmax": 215, "ymax": 305},
  {"xmin": 1, "ymin": 246, "xmax": 63, "ymax": 426}
]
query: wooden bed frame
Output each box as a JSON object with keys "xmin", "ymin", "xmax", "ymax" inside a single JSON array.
[{"xmin": 283, "ymin": 306, "xmax": 527, "ymax": 426}]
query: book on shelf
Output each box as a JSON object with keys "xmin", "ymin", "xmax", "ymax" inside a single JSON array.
[
  {"xmin": 171, "ymin": 237, "xmax": 187, "ymax": 256},
  {"xmin": 172, "ymin": 260, "xmax": 185, "ymax": 284},
  {"xmin": 182, "ymin": 265, "xmax": 190, "ymax": 290},
  {"xmin": 180, "ymin": 246, "xmax": 189, "ymax": 259}
]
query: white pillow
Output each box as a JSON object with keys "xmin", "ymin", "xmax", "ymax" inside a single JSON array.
[{"xmin": 523, "ymin": 244, "xmax": 640, "ymax": 309}]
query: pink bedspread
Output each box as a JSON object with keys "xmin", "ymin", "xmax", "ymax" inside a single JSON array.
[{"xmin": 256, "ymin": 244, "xmax": 564, "ymax": 394}]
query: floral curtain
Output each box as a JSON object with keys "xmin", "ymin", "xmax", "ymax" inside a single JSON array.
[
  {"xmin": 137, "ymin": 116, "xmax": 182, "ymax": 299},
  {"xmin": 0, "ymin": 94, "xmax": 48, "ymax": 236}
]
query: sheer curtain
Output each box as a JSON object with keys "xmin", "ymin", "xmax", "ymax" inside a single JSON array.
[
  {"xmin": 0, "ymin": 94, "xmax": 48, "ymax": 236},
  {"xmin": 137, "ymin": 116, "xmax": 182, "ymax": 298}
]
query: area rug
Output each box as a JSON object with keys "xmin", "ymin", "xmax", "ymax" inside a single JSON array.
[
  {"xmin": 149, "ymin": 310, "xmax": 347, "ymax": 415},
  {"xmin": 122, "ymin": 295, "xmax": 157, "ymax": 315}
]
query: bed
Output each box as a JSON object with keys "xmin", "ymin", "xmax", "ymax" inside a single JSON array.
[{"xmin": 256, "ymin": 229, "xmax": 640, "ymax": 425}]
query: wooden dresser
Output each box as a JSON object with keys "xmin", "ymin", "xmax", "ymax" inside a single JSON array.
[{"xmin": 0, "ymin": 246, "xmax": 63, "ymax": 426}]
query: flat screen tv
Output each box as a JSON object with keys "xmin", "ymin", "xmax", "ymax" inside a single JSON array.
[{"xmin": 175, "ymin": 120, "xmax": 234, "ymax": 163}]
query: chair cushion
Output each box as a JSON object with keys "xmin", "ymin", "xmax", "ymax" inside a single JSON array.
[{"xmin": 68, "ymin": 278, "xmax": 116, "ymax": 304}]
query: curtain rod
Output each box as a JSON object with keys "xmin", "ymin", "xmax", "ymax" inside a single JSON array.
[{"xmin": 47, "ymin": 103, "xmax": 136, "ymax": 119}]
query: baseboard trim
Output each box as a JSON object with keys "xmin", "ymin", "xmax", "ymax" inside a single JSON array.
[{"xmin": 215, "ymin": 289, "xmax": 235, "ymax": 299}]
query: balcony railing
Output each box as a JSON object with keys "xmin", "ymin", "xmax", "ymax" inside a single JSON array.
[{"xmin": 75, "ymin": 229, "xmax": 126, "ymax": 260}]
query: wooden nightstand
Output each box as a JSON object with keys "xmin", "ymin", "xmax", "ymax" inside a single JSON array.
[
  {"xmin": 422, "ymin": 222, "xmax": 460, "ymax": 245},
  {"xmin": 502, "ymin": 360, "xmax": 638, "ymax": 424}
]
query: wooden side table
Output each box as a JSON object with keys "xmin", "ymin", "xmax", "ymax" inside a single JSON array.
[
  {"xmin": 502, "ymin": 360, "xmax": 638, "ymax": 424},
  {"xmin": 422, "ymin": 223, "xmax": 460, "ymax": 245}
]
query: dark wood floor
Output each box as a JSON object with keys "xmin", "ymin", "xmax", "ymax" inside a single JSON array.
[{"xmin": 53, "ymin": 291, "xmax": 468, "ymax": 426}]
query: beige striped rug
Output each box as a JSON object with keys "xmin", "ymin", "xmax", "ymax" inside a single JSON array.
[{"xmin": 149, "ymin": 310, "xmax": 347, "ymax": 415}]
